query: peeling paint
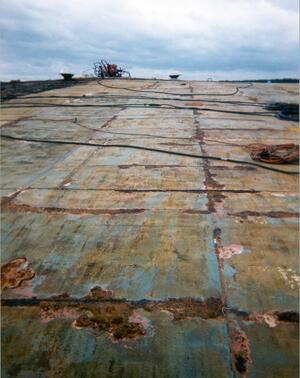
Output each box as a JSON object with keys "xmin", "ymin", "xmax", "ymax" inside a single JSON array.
[
  {"xmin": 218, "ymin": 244, "xmax": 246, "ymax": 260},
  {"xmin": 250, "ymin": 311, "xmax": 279, "ymax": 328},
  {"xmin": 277, "ymin": 267, "xmax": 300, "ymax": 289},
  {"xmin": 248, "ymin": 310, "xmax": 299, "ymax": 327}
]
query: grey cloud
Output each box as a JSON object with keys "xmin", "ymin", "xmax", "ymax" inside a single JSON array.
[{"xmin": 0, "ymin": 0, "xmax": 298, "ymax": 80}]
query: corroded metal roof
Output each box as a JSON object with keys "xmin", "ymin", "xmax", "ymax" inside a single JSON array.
[{"xmin": 1, "ymin": 79, "xmax": 299, "ymax": 377}]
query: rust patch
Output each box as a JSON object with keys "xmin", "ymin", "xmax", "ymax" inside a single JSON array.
[
  {"xmin": 211, "ymin": 193, "xmax": 226, "ymax": 202},
  {"xmin": 203, "ymin": 165, "xmax": 225, "ymax": 191},
  {"xmin": 40, "ymin": 302, "xmax": 81, "ymax": 323},
  {"xmin": 1, "ymin": 257, "xmax": 35, "ymax": 291},
  {"xmin": 212, "ymin": 228, "xmax": 227, "ymax": 305},
  {"xmin": 143, "ymin": 297, "xmax": 223, "ymax": 320},
  {"xmin": 84, "ymin": 286, "xmax": 113, "ymax": 300},
  {"xmin": 73, "ymin": 306, "xmax": 149, "ymax": 341},
  {"xmin": 37, "ymin": 290, "xmax": 223, "ymax": 341},
  {"xmin": 187, "ymin": 102, "xmax": 203, "ymax": 107},
  {"xmin": 145, "ymin": 81, "xmax": 159, "ymax": 89},
  {"xmin": 206, "ymin": 191, "xmax": 226, "ymax": 214},
  {"xmin": 196, "ymin": 123, "xmax": 225, "ymax": 212},
  {"xmin": 248, "ymin": 96, "xmax": 258, "ymax": 102},
  {"xmin": 229, "ymin": 322, "xmax": 251, "ymax": 376},
  {"xmin": 40, "ymin": 300, "xmax": 149, "ymax": 341},
  {"xmin": 48, "ymin": 293, "xmax": 72, "ymax": 301},
  {"xmin": 39, "ymin": 286, "xmax": 149, "ymax": 341},
  {"xmin": 38, "ymin": 296, "xmax": 223, "ymax": 340},
  {"xmin": 195, "ymin": 128, "xmax": 205, "ymax": 142},
  {"xmin": 208, "ymin": 193, "xmax": 226, "ymax": 216}
]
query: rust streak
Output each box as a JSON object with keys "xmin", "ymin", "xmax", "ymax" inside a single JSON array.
[
  {"xmin": 208, "ymin": 165, "xmax": 256, "ymax": 171},
  {"xmin": 229, "ymin": 210, "xmax": 299, "ymax": 219},
  {"xmin": 228, "ymin": 320, "xmax": 252, "ymax": 376},
  {"xmin": 192, "ymin": 96, "xmax": 252, "ymax": 376},
  {"xmin": 2, "ymin": 296, "xmax": 298, "ymax": 325},
  {"xmin": 37, "ymin": 288, "xmax": 223, "ymax": 341},
  {"xmin": 275, "ymin": 311, "xmax": 299, "ymax": 323},
  {"xmin": 1, "ymin": 187, "xmax": 28, "ymax": 206},
  {"xmin": 183, "ymin": 209, "xmax": 210, "ymax": 214},
  {"xmin": 100, "ymin": 109, "xmax": 124, "ymax": 129},
  {"xmin": 200, "ymin": 127, "xmax": 274, "ymax": 132},
  {"xmin": 2, "ymin": 201, "xmax": 147, "ymax": 215}
]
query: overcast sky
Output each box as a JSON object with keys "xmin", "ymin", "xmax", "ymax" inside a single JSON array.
[{"xmin": 0, "ymin": 0, "xmax": 298, "ymax": 80}]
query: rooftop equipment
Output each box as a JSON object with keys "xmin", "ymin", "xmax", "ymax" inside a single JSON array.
[
  {"xmin": 60, "ymin": 73, "xmax": 74, "ymax": 81},
  {"xmin": 94, "ymin": 60, "xmax": 131, "ymax": 78}
]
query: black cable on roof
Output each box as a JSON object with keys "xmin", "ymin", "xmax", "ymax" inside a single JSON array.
[
  {"xmin": 1, "ymin": 102, "xmax": 275, "ymax": 117},
  {"xmin": 1, "ymin": 134, "xmax": 298, "ymax": 175},
  {"xmin": 97, "ymin": 80, "xmax": 253, "ymax": 97},
  {"xmin": 21, "ymin": 94, "xmax": 263, "ymax": 107}
]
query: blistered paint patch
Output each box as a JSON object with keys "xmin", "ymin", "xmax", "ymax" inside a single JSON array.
[
  {"xmin": 271, "ymin": 193, "xmax": 287, "ymax": 197},
  {"xmin": 277, "ymin": 267, "xmax": 300, "ymax": 289},
  {"xmin": 263, "ymin": 313, "xmax": 279, "ymax": 328}
]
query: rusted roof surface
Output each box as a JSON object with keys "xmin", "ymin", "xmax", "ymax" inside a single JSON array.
[{"xmin": 1, "ymin": 79, "xmax": 299, "ymax": 377}]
